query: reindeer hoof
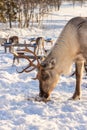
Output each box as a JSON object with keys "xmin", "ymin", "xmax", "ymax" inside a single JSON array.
[
  {"xmin": 72, "ymin": 96, "xmax": 80, "ymax": 100},
  {"xmin": 69, "ymin": 95, "xmax": 80, "ymax": 100}
]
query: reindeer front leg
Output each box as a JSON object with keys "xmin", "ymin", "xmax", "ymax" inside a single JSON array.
[{"xmin": 72, "ymin": 60, "xmax": 84, "ymax": 100}]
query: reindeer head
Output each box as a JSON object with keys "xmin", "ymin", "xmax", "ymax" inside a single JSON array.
[
  {"xmin": 37, "ymin": 58, "xmax": 59, "ymax": 100},
  {"xmin": 9, "ymin": 36, "xmax": 19, "ymax": 44},
  {"xmin": 12, "ymin": 47, "xmax": 59, "ymax": 101}
]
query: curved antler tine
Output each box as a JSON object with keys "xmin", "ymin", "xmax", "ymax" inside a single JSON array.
[
  {"xmin": 24, "ymin": 66, "xmax": 36, "ymax": 73},
  {"xmin": 32, "ymin": 77, "xmax": 38, "ymax": 80},
  {"xmin": 16, "ymin": 65, "xmax": 30, "ymax": 73},
  {"xmin": 32, "ymin": 73, "xmax": 39, "ymax": 80},
  {"xmin": 17, "ymin": 54, "xmax": 37, "ymax": 67},
  {"xmin": 16, "ymin": 68, "xmax": 24, "ymax": 73},
  {"xmin": 16, "ymin": 59, "xmax": 36, "ymax": 73}
]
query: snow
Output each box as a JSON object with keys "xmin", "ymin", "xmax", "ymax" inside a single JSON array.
[{"xmin": 0, "ymin": 2, "xmax": 87, "ymax": 130}]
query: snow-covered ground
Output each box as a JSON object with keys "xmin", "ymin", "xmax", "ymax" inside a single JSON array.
[{"xmin": 0, "ymin": 2, "xmax": 87, "ymax": 130}]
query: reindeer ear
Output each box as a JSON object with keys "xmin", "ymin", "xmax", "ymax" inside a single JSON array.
[
  {"xmin": 50, "ymin": 58, "xmax": 56, "ymax": 66},
  {"xmin": 41, "ymin": 58, "xmax": 56, "ymax": 70},
  {"xmin": 48, "ymin": 58, "xmax": 56, "ymax": 69}
]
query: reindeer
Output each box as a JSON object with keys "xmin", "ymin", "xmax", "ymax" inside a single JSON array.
[
  {"xmin": 13, "ymin": 17, "xmax": 87, "ymax": 101},
  {"xmin": 34, "ymin": 37, "xmax": 45, "ymax": 55},
  {"xmin": 3, "ymin": 36, "xmax": 19, "ymax": 53},
  {"xmin": 9, "ymin": 36, "xmax": 19, "ymax": 45}
]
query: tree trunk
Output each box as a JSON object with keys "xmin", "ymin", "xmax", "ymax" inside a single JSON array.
[{"xmin": 9, "ymin": 15, "xmax": 12, "ymax": 28}]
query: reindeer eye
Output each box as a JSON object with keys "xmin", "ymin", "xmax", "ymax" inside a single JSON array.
[
  {"xmin": 41, "ymin": 62, "xmax": 47, "ymax": 68},
  {"xmin": 42, "ymin": 73, "xmax": 50, "ymax": 81}
]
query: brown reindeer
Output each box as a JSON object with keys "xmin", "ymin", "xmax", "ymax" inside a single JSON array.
[
  {"xmin": 34, "ymin": 37, "xmax": 45, "ymax": 55},
  {"xmin": 9, "ymin": 36, "xmax": 19, "ymax": 45},
  {"xmin": 4, "ymin": 36, "xmax": 19, "ymax": 53},
  {"xmin": 13, "ymin": 17, "xmax": 87, "ymax": 101}
]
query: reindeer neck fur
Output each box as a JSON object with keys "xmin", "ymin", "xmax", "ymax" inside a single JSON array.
[{"xmin": 44, "ymin": 18, "xmax": 85, "ymax": 75}]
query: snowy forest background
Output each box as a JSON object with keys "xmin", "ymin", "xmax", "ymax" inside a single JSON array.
[{"xmin": 0, "ymin": 0, "xmax": 86, "ymax": 28}]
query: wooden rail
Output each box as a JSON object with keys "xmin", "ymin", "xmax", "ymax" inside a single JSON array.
[
  {"xmin": 1, "ymin": 43, "xmax": 35, "ymax": 53},
  {"xmin": 1, "ymin": 37, "xmax": 53, "ymax": 53}
]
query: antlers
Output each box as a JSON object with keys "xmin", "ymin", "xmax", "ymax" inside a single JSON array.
[
  {"xmin": 16, "ymin": 58, "xmax": 36, "ymax": 73},
  {"xmin": 13, "ymin": 46, "xmax": 41, "ymax": 74}
]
